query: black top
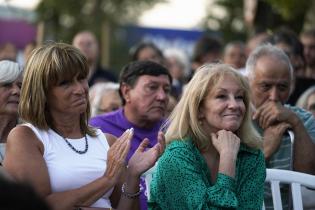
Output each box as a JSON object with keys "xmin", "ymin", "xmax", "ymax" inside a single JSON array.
[
  {"xmin": 287, "ymin": 77, "xmax": 315, "ymax": 105},
  {"xmin": 89, "ymin": 65, "xmax": 117, "ymax": 86}
]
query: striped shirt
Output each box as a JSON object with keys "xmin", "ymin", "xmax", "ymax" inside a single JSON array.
[{"xmin": 255, "ymin": 105, "xmax": 315, "ymax": 210}]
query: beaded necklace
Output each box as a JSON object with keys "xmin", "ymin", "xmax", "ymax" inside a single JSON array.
[
  {"xmin": 52, "ymin": 128, "xmax": 89, "ymax": 154},
  {"xmin": 60, "ymin": 133, "xmax": 88, "ymax": 154}
]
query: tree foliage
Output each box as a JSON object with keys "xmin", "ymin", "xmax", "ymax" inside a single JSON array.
[
  {"xmin": 35, "ymin": 0, "xmax": 163, "ymax": 42},
  {"xmin": 204, "ymin": 0, "xmax": 311, "ymax": 42},
  {"xmin": 202, "ymin": 0, "xmax": 245, "ymax": 42}
]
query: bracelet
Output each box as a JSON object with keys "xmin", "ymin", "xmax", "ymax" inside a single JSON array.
[{"xmin": 121, "ymin": 182, "xmax": 142, "ymax": 199}]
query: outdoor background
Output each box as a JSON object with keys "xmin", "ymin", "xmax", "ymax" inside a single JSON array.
[{"xmin": 1, "ymin": 0, "xmax": 315, "ymax": 75}]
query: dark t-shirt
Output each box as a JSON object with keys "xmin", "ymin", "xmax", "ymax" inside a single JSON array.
[
  {"xmin": 89, "ymin": 65, "xmax": 117, "ymax": 86},
  {"xmin": 287, "ymin": 77, "xmax": 315, "ymax": 105}
]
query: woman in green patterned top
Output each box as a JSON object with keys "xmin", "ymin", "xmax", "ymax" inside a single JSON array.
[{"xmin": 148, "ymin": 64, "xmax": 266, "ymax": 210}]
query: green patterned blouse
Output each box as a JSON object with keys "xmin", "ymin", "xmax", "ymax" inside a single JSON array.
[{"xmin": 148, "ymin": 138, "xmax": 266, "ymax": 210}]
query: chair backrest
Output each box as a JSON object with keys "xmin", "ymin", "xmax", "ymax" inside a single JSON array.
[{"xmin": 263, "ymin": 168, "xmax": 315, "ymax": 210}]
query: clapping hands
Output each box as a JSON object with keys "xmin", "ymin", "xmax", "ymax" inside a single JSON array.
[{"xmin": 128, "ymin": 131, "xmax": 165, "ymax": 177}]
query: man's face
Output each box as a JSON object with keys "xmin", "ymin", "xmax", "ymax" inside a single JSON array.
[
  {"xmin": 301, "ymin": 35, "xmax": 315, "ymax": 67},
  {"xmin": 223, "ymin": 45, "xmax": 246, "ymax": 69},
  {"xmin": 249, "ymin": 55, "xmax": 291, "ymax": 108},
  {"xmin": 72, "ymin": 33, "xmax": 98, "ymax": 63},
  {"xmin": 125, "ymin": 75, "xmax": 171, "ymax": 123}
]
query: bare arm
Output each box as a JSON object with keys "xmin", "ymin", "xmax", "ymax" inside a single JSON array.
[
  {"xmin": 112, "ymin": 131, "xmax": 166, "ymax": 210},
  {"xmin": 290, "ymin": 116, "xmax": 315, "ymax": 174},
  {"xmin": 262, "ymin": 123, "xmax": 290, "ymax": 160},
  {"xmin": 253, "ymin": 101, "xmax": 315, "ymax": 174},
  {"xmin": 211, "ymin": 130, "xmax": 240, "ymax": 178},
  {"xmin": 3, "ymin": 126, "xmax": 132, "ymax": 210}
]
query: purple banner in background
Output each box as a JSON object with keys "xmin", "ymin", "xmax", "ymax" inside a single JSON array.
[{"xmin": 0, "ymin": 19, "xmax": 37, "ymax": 49}]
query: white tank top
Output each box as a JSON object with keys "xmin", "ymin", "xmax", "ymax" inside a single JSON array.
[{"xmin": 23, "ymin": 123, "xmax": 113, "ymax": 208}]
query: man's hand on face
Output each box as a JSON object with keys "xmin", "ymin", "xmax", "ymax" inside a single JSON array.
[{"xmin": 253, "ymin": 101, "xmax": 297, "ymax": 129}]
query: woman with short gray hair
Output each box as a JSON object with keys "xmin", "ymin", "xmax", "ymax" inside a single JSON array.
[{"xmin": 0, "ymin": 60, "xmax": 23, "ymax": 162}]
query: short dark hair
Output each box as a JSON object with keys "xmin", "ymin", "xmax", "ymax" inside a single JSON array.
[
  {"xmin": 267, "ymin": 28, "xmax": 304, "ymax": 58},
  {"xmin": 129, "ymin": 42, "xmax": 163, "ymax": 61},
  {"xmin": 192, "ymin": 35, "xmax": 223, "ymax": 62},
  {"xmin": 119, "ymin": 60, "xmax": 172, "ymax": 105}
]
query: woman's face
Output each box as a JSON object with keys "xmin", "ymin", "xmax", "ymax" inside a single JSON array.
[
  {"xmin": 47, "ymin": 75, "xmax": 89, "ymax": 117},
  {"xmin": 0, "ymin": 76, "xmax": 22, "ymax": 115},
  {"xmin": 199, "ymin": 75, "xmax": 246, "ymax": 134},
  {"xmin": 98, "ymin": 90, "xmax": 122, "ymax": 114},
  {"xmin": 306, "ymin": 92, "xmax": 315, "ymax": 117}
]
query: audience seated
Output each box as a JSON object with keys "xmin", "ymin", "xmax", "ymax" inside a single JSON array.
[
  {"xmin": 223, "ymin": 40, "xmax": 247, "ymax": 71},
  {"xmin": 300, "ymin": 28, "xmax": 315, "ymax": 79},
  {"xmin": 190, "ymin": 35, "xmax": 223, "ymax": 79},
  {"xmin": 89, "ymin": 82, "xmax": 121, "ymax": 117},
  {"xmin": 0, "ymin": 60, "xmax": 23, "ymax": 163},
  {"xmin": 3, "ymin": 43, "xmax": 164, "ymax": 210},
  {"xmin": 90, "ymin": 60, "xmax": 172, "ymax": 210},
  {"xmin": 0, "ymin": 42, "xmax": 17, "ymax": 62},
  {"xmin": 72, "ymin": 31, "xmax": 117, "ymax": 86},
  {"xmin": 246, "ymin": 44, "xmax": 315, "ymax": 210},
  {"xmin": 296, "ymin": 85, "xmax": 315, "ymax": 117},
  {"xmin": 149, "ymin": 63, "xmax": 265, "ymax": 209},
  {"xmin": 129, "ymin": 42, "xmax": 165, "ymax": 65},
  {"xmin": 164, "ymin": 48, "xmax": 189, "ymax": 99}
]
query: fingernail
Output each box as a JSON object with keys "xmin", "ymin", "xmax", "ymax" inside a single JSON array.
[{"xmin": 129, "ymin": 127, "xmax": 134, "ymax": 134}]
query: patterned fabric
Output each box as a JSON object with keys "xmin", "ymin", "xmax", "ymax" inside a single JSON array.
[
  {"xmin": 148, "ymin": 138, "xmax": 266, "ymax": 210},
  {"xmin": 256, "ymin": 105, "xmax": 315, "ymax": 210}
]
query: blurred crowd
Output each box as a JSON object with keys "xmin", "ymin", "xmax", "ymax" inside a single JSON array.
[{"xmin": 0, "ymin": 26, "xmax": 315, "ymax": 210}]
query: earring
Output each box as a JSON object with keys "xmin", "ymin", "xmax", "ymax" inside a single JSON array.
[{"xmin": 198, "ymin": 120, "xmax": 203, "ymax": 126}]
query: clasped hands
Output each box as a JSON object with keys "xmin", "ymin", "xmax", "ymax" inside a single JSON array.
[{"xmin": 252, "ymin": 101, "xmax": 298, "ymax": 159}]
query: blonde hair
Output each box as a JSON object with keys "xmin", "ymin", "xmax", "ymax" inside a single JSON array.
[
  {"xmin": 164, "ymin": 63, "xmax": 262, "ymax": 151},
  {"xmin": 19, "ymin": 42, "xmax": 96, "ymax": 136}
]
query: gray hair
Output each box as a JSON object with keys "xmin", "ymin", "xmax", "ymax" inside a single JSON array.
[
  {"xmin": 246, "ymin": 44, "xmax": 294, "ymax": 83},
  {"xmin": 164, "ymin": 48, "xmax": 190, "ymax": 77},
  {"xmin": 296, "ymin": 85, "xmax": 315, "ymax": 109},
  {"xmin": 0, "ymin": 60, "xmax": 22, "ymax": 83},
  {"xmin": 89, "ymin": 82, "xmax": 120, "ymax": 117}
]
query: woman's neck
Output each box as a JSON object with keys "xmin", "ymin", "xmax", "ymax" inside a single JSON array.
[
  {"xmin": 0, "ymin": 115, "xmax": 18, "ymax": 143},
  {"xmin": 50, "ymin": 113, "xmax": 82, "ymax": 138}
]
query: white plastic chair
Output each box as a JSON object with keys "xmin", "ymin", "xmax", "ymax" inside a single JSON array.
[{"xmin": 263, "ymin": 169, "xmax": 315, "ymax": 210}]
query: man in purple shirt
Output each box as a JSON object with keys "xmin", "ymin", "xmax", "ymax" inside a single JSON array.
[{"xmin": 89, "ymin": 60, "xmax": 172, "ymax": 210}]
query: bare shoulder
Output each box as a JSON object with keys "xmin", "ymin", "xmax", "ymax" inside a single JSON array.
[
  {"xmin": 6, "ymin": 125, "xmax": 44, "ymax": 155},
  {"xmin": 104, "ymin": 133, "xmax": 117, "ymax": 147},
  {"xmin": 3, "ymin": 125, "xmax": 51, "ymax": 195}
]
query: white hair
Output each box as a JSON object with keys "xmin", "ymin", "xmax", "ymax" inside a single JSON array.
[
  {"xmin": 296, "ymin": 85, "xmax": 315, "ymax": 109},
  {"xmin": 0, "ymin": 60, "xmax": 22, "ymax": 83},
  {"xmin": 89, "ymin": 82, "xmax": 120, "ymax": 117},
  {"xmin": 164, "ymin": 48, "xmax": 190, "ymax": 77},
  {"xmin": 246, "ymin": 44, "xmax": 294, "ymax": 80}
]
